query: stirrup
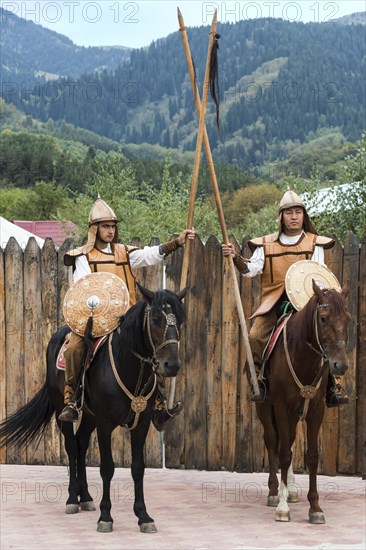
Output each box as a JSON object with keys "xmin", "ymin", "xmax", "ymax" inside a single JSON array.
[
  {"xmin": 58, "ymin": 402, "xmax": 80, "ymax": 423},
  {"xmin": 326, "ymin": 384, "xmax": 349, "ymax": 408},
  {"xmin": 250, "ymin": 380, "xmax": 267, "ymax": 402}
]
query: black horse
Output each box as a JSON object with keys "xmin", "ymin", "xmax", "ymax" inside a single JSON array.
[{"xmin": 0, "ymin": 284, "xmax": 186, "ymax": 533}]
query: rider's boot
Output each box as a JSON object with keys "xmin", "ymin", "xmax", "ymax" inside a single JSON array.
[
  {"xmin": 58, "ymin": 384, "xmax": 79, "ymax": 422},
  {"xmin": 325, "ymin": 374, "xmax": 349, "ymax": 408},
  {"xmin": 151, "ymin": 382, "xmax": 183, "ymax": 431},
  {"xmin": 249, "ymin": 363, "xmax": 267, "ymax": 403}
]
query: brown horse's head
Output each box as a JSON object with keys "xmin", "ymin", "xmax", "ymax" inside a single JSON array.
[{"xmin": 312, "ymin": 280, "xmax": 351, "ymax": 376}]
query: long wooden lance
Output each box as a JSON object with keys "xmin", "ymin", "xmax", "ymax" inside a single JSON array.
[
  {"xmin": 168, "ymin": 10, "xmax": 218, "ymax": 409},
  {"xmin": 176, "ymin": 7, "xmax": 260, "ymax": 398}
]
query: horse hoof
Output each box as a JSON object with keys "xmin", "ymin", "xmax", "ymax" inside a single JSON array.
[
  {"xmin": 267, "ymin": 495, "xmax": 279, "ymax": 507},
  {"xmin": 65, "ymin": 503, "xmax": 79, "ymax": 514},
  {"xmin": 309, "ymin": 512, "xmax": 325, "ymax": 524},
  {"xmin": 287, "ymin": 493, "xmax": 300, "ymax": 503},
  {"xmin": 97, "ymin": 521, "xmax": 113, "ymax": 533},
  {"xmin": 140, "ymin": 522, "xmax": 157, "ymax": 533},
  {"xmin": 80, "ymin": 501, "xmax": 96, "ymax": 511},
  {"xmin": 275, "ymin": 511, "xmax": 290, "ymax": 522}
]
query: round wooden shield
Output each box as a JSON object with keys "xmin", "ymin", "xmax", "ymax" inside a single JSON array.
[
  {"xmin": 63, "ymin": 272, "xmax": 130, "ymax": 337},
  {"xmin": 285, "ymin": 260, "xmax": 341, "ymax": 311}
]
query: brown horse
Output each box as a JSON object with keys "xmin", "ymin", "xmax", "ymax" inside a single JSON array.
[{"xmin": 256, "ymin": 279, "xmax": 350, "ymax": 524}]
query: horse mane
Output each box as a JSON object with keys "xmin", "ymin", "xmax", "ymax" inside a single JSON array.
[
  {"xmin": 293, "ymin": 294, "xmax": 318, "ymax": 341},
  {"xmin": 118, "ymin": 289, "xmax": 186, "ymax": 353}
]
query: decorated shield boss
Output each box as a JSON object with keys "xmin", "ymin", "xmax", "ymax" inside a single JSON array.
[
  {"xmin": 63, "ymin": 272, "xmax": 129, "ymax": 337},
  {"xmin": 285, "ymin": 260, "xmax": 341, "ymax": 311}
]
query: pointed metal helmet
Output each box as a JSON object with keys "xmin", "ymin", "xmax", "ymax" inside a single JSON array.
[
  {"xmin": 64, "ymin": 197, "xmax": 120, "ymax": 260},
  {"xmin": 82, "ymin": 197, "xmax": 119, "ymax": 252},
  {"xmin": 277, "ymin": 190, "xmax": 317, "ymax": 235},
  {"xmin": 278, "ymin": 190, "xmax": 306, "ymax": 212},
  {"xmin": 88, "ymin": 198, "xmax": 119, "ymax": 226}
]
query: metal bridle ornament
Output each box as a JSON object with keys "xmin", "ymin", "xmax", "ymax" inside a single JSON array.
[{"xmin": 63, "ymin": 272, "xmax": 130, "ymax": 337}]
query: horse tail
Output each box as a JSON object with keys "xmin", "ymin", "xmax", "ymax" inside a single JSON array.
[{"xmin": 0, "ymin": 384, "xmax": 55, "ymax": 448}]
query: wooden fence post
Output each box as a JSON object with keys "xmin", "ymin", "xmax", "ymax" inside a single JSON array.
[
  {"xmin": 338, "ymin": 232, "xmax": 359, "ymax": 474},
  {"xmin": 357, "ymin": 237, "xmax": 366, "ymax": 478},
  {"xmin": 320, "ymin": 236, "xmax": 344, "ymax": 474},
  {"xmin": 0, "ymin": 246, "xmax": 5, "ymax": 464},
  {"xmin": 24, "ymin": 238, "xmax": 44, "ymax": 464},
  {"xmin": 4, "ymin": 238, "xmax": 25, "ymax": 464}
]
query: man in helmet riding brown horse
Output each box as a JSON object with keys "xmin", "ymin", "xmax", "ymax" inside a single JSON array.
[
  {"xmin": 222, "ymin": 189, "xmax": 349, "ymax": 408},
  {"xmin": 58, "ymin": 197, "xmax": 195, "ymax": 429}
]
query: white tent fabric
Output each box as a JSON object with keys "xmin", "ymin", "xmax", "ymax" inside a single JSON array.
[{"xmin": 0, "ymin": 216, "xmax": 45, "ymax": 249}]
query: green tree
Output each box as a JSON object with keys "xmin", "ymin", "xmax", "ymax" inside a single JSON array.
[
  {"xmin": 234, "ymin": 204, "xmax": 278, "ymax": 240},
  {"xmin": 0, "ymin": 181, "xmax": 77, "ymax": 221},
  {"xmin": 304, "ymin": 134, "xmax": 366, "ymax": 241},
  {"xmin": 224, "ymin": 183, "xmax": 282, "ymax": 229}
]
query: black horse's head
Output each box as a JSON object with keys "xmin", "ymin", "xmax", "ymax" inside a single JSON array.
[{"xmin": 137, "ymin": 284, "xmax": 187, "ymax": 377}]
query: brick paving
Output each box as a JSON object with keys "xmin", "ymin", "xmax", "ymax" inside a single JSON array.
[{"xmin": 0, "ymin": 464, "xmax": 365, "ymax": 550}]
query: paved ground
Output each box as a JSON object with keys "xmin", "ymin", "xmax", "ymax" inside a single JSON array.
[{"xmin": 0, "ymin": 464, "xmax": 365, "ymax": 550}]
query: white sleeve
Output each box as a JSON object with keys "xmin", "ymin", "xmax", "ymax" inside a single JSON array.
[
  {"xmin": 129, "ymin": 246, "xmax": 164, "ymax": 272},
  {"xmin": 73, "ymin": 255, "xmax": 91, "ymax": 282},
  {"xmin": 243, "ymin": 247, "xmax": 265, "ymax": 278},
  {"xmin": 311, "ymin": 245, "xmax": 325, "ymax": 265}
]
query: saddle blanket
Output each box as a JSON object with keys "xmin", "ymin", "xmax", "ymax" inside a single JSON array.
[
  {"xmin": 262, "ymin": 314, "xmax": 291, "ymax": 365},
  {"xmin": 56, "ymin": 333, "xmax": 107, "ymax": 370}
]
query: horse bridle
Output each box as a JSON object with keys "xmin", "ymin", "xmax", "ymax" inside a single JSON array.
[
  {"xmin": 306, "ymin": 303, "xmax": 348, "ymax": 361},
  {"xmin": 143, "ymin": 304, "xmax": 180, "ymax": 360},
  {"xmin": 108, "ymin": 303, "xmax": 180, "ymax": 430}
]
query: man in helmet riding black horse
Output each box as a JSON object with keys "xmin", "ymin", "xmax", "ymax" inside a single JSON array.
[{"xmin": 58, "ymin": 197, "xmax": 195, "ymax": 430}]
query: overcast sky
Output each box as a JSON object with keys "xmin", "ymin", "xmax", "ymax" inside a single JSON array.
[{"xmin": 2, "ymin": 0, "xmax": 365, "ymax": 48}]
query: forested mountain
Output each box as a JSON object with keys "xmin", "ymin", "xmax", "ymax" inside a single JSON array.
[
  {"xmin": 1, "ymin": 8, "xmax": 365, "ymax": 170},
  {"xmin": 0, "ymin": 8, "xmax": 131, "ymax": 81}
]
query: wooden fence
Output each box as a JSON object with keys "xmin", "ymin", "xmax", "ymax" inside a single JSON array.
[{"xmin": 0, "ymin": 233, "xmax": 365, "ymax": 476}]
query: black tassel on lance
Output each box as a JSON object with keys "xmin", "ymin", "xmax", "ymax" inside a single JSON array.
[
  {"xmin": 210, "ymin": 33, "xmax": 221, "ymax": 133},
  {"xmin": 192, "ymin": 56, "xmax": 197, "ymax": 92},
  {"xmin": 84, "ymin": 315, "xmax": 94, "ymax": 364}
]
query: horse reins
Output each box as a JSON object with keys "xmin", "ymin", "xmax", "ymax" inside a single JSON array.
[{"xmin": 108, "ymin": 303, "xmax": 180, "ymax": 430}]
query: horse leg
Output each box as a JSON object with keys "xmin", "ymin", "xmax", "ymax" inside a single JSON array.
[
  {"xmin": 96, "ymin": 422, "xmax": 115, "ymax": 532},
  {"xmin": 306, "ymin": 410, "xmax": 325, "ymax": 524},
  {"xmin": 275, "ymin": 414, "xmax": 297, "ymax": 522},
  {"xmin": 256, "ymin": 403, "xmax": 279, "ymax": 507},
  {"xmin": 131, "ymin": 423, "xmax": 157, "ymax": 533},
  {"xmin": 60, "ymin": 423, "xmax": 81, "ymax": 514},
  {"xmin": 287, "ymin": 454, "xmax": 300, "ymax": 503},
  {"xmin": 76, "ymin": 416, "xmax": 96, "ymax": 511}
]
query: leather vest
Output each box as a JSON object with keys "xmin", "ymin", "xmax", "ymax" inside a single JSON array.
[
  {"xmin": 87, "ymin": 244, "xmax": 138, "ymax": 306},
  {"xmin": 250, "ymin": 232, "xmax": 318, "ymax": 317}
]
